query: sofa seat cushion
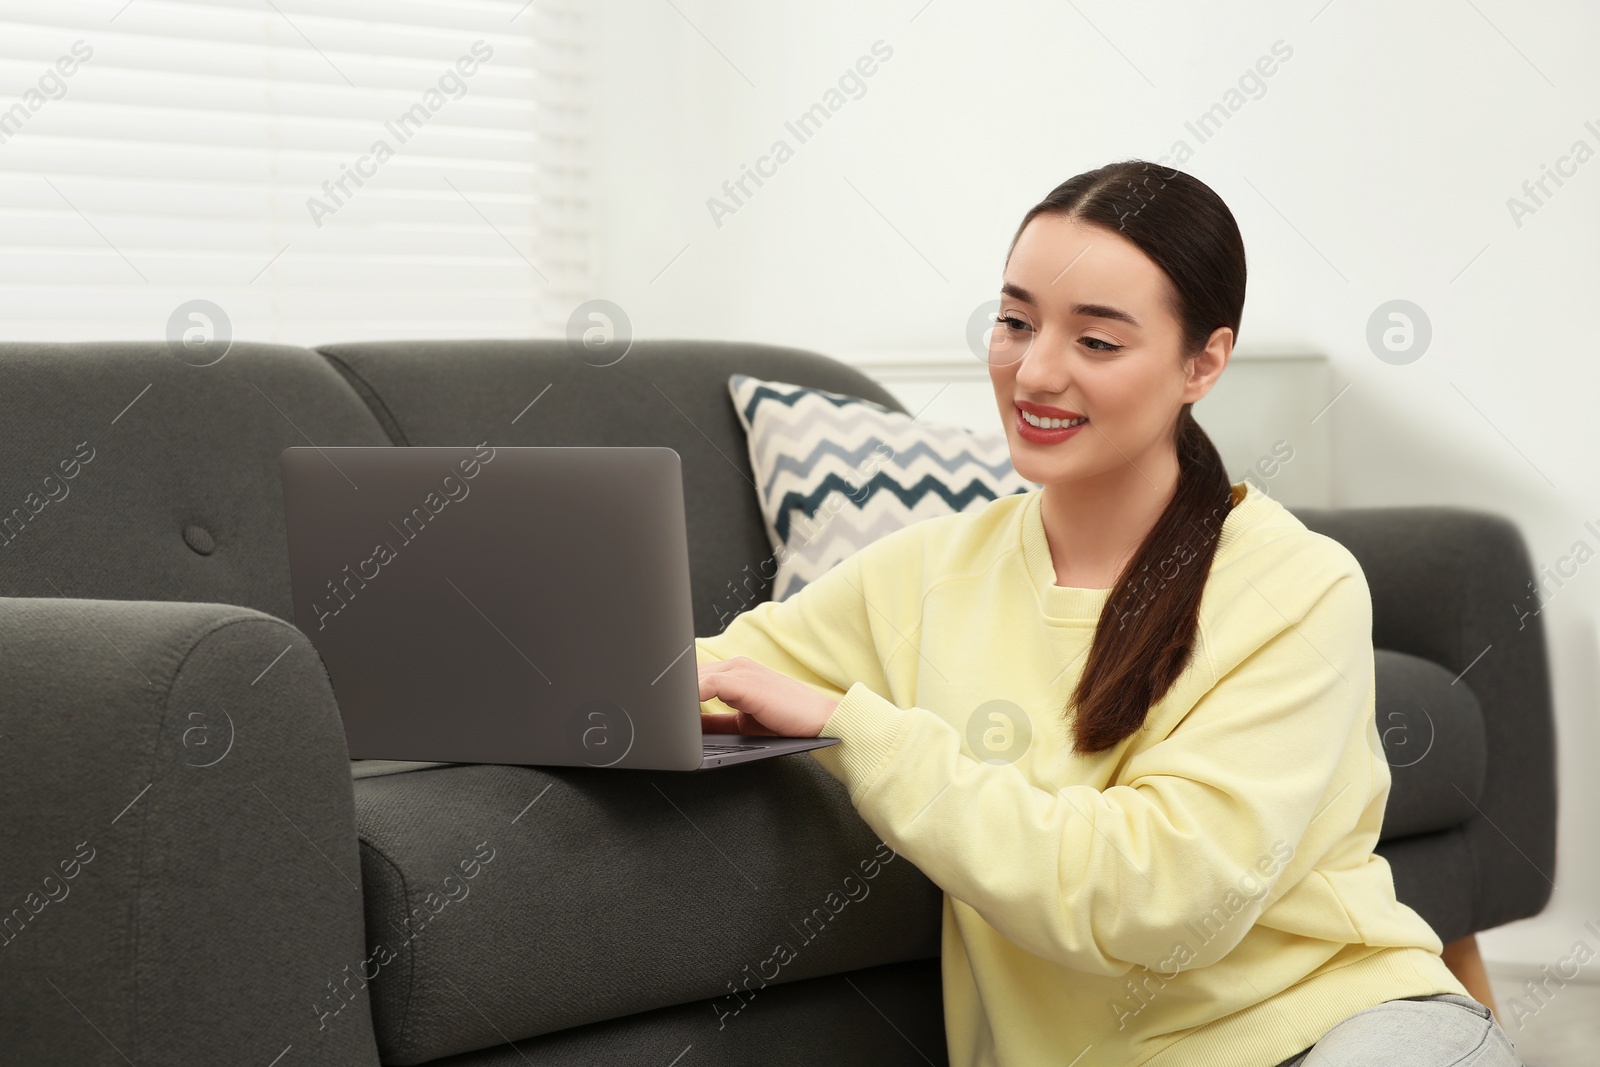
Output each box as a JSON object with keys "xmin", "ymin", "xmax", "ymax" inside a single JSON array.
[
  {"xmin": 423, "ymin": 957, "xmax": 946, "ymax": 1067},
  {"xmin": 353, "ymin": 756, "xmax": 943, "ymax": 1065},
  {"xmin": 1372, "ymin": 649, "xmax": 1487, "ymax": 840},
  {"xmin": 1373, "ymin": 825, "xmax": 1476, "ymax": 945}
]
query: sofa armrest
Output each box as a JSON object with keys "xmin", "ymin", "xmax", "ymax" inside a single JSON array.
[
  {"xmin": 0, "ymin": 597, "xmax": 380, "ymax": 1067},
  {"xmin": 1291, "ymin": 503, "xmax": 1559, "ymax": 936}
]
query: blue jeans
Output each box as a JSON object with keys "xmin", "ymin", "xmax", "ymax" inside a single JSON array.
[{"xmin": 1270, "ymin": 993, "xmax": 1523, "ymax": 1066}]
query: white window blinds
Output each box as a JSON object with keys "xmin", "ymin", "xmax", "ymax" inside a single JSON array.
[{"xmin": 0, "ymin": 0, "xmax": 587, "ymax": 344}]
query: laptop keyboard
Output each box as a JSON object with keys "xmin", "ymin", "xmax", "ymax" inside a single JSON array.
[{"xmin": 702, "ymin": 742, "xmax": 770, "ymax": 753}]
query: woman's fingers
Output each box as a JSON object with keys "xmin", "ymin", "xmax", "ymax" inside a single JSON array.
[
  {"xmin": 700, "ymin": 711, "xmax": 742, "ymax": 733},
  {"xmin": 697, "ymin": 657, "xmax": 753, "ymax": 703},
  {"xmin": 732, "ymin": 712, "xmax": 781, "ymax": 736},
  {"xmin": 697, "ymin": 667, "xmax": 734, "ymax": 705},
  {"xmin": 698, "ymin": 660, "xmax": 777, "ymax": 736},
  {"xmin": 700, "ymin": 708, "xmax": 780, "ymax": 737}
]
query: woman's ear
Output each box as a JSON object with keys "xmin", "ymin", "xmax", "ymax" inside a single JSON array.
[{"xmin": 1183, "ymin": 327, "xmax": 1233, "ymax": 404}]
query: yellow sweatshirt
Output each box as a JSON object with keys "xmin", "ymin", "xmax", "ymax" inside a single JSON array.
[{"xmin": 695, "ymin": 479, "xmax": 1468, "ymax": 1067}]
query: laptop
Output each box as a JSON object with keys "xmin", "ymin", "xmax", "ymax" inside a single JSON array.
[{"xmin": 279, "ymin": 444, "xmax": 840, "ymax": 771}]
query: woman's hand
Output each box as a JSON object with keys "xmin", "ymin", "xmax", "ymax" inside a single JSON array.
[{"xmin": 697, "ymin": 656, "xmax": 840, "ymax": 738}]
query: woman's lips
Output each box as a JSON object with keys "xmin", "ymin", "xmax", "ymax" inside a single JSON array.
[{"xmin": 1015, "ymin": 407, "xmax": 1087, "ymax": 444}]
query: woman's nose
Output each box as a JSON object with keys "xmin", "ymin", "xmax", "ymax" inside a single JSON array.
[{"xmin": 1012, "ymin": 340, "xmax": 1070, "ymax": 391}]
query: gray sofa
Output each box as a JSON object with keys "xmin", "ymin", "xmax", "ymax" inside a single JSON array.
[{"xmin": 0, "ymin": 339, "xmax": 1556, "ymax": 1066}]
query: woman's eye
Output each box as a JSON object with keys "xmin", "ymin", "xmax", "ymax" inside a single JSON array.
[
  {"xmin": 1082, "ymin": 337, "xmax": 1122, "ymax": 352},
  {"xmin": 998, "ymin": 314, "xmax": 1031, "ymax": 333}
]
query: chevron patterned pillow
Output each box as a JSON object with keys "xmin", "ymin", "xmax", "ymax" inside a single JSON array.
[{"xmin": 727, "ymin": 372, "xmax": 1039, "ymax": 603}]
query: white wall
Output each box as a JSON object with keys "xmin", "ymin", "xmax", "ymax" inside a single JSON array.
[{"xmin": 591, "ymin": 0, "xmax": 1600, "ymax": 968}]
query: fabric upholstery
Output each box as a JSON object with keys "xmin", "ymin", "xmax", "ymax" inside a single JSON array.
[
  {"xmin": 0, "ymin": 598, "xmax": 379, "ymax": 1066},
  {"xmin": 0, "ymin": 342, "xmax": 391, "ymax": 623},
  {"xmin": 1375, "ymin": 827, "xmax": 1478, "ymax": 947},
  {"xmin": 1371, "ymin": 650, "xmax": 1487, "ymax": 840},
  {"xmin": 423, "ymin": 958, "xmax": 947, "ymax": 1067},
  {"xmin": 352, "ymin": 757, "xmax": 942, "ymax": 1064}
]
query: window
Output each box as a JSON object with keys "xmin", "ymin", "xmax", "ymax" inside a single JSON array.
[{"xmin": 0, "ymin": 0, "xmax": 588, "ymax": 343}]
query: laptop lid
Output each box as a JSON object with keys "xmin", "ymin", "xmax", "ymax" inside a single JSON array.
[{"xmin": 280, "ymin": 445, "xmax": 708, "ymax": 771}]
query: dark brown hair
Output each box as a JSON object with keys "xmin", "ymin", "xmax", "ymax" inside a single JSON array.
[{"xmin": 1004, "ymin": 159, "xmax": 1246, "ymax": 754}]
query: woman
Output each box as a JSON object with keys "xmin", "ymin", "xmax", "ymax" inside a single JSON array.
[{"xmin": 696, "ymin": 160, "xmax": 1523, "ymax": 1067}]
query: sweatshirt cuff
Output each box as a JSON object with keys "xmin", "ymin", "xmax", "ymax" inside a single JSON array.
[{"xmin": 809, "ymin": 681, "xmax": 912, "ymax": 802}]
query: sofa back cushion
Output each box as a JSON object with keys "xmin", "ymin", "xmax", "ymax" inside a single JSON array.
[
  {"xmin": 0, "ymin": 342, "xmax": 390, "ymax": 622},
  {"xmin": 316, "ymin": 339, "xmax": 908, "ymax": 637}
]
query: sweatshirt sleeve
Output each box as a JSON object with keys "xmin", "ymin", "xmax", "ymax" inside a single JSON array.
[
  {"xmin": 805, "ymin": 554, "xmax": 1378, "ymax": 977},
  {"xmin": 694, "ymin": 535, "xmax": 897, "ymax": 716}
]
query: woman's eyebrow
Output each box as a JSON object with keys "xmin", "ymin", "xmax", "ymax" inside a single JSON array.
[
  {"xmin": 1000, "ymin": 281, "xmax": 1038, "ymax": 304},
  {"xmin": 1000, "ymin": 281, "xmax": 1143, "ymax": 329},
  {"xmin": 1073, "ymin": 302, "xmax": 1142, "ymax": 328}
]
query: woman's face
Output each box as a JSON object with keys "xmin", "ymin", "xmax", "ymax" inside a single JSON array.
[{"xmin": 986, "ymin": 213, "xmax": 1227, "ymax": 490}]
